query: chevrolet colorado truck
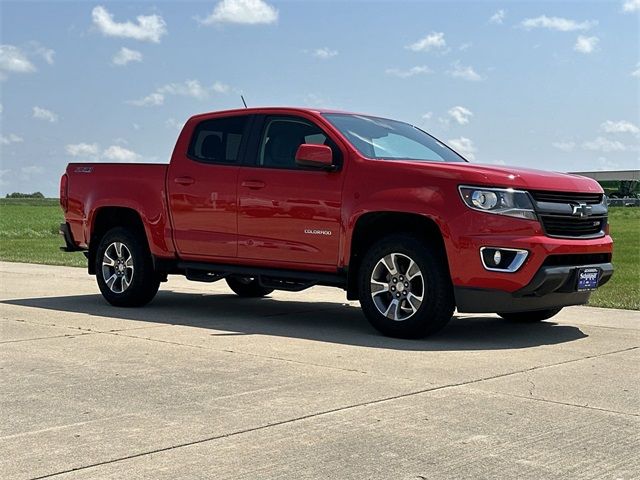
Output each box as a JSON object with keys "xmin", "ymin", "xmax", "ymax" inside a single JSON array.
[{"xmin": 60, "ymin": 107, "xmax": 613, "ymax": 338}]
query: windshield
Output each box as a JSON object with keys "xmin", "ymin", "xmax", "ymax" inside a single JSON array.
[{"xmin": 322, "ymin": 113, "xmax": 466, "ymax": 163}]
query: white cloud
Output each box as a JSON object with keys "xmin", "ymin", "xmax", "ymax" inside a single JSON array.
[
  {"xmin": 313, "ymin": 47, "xmax": 338, "ymax": 59},
  {"xmin": 200, "ymin": 0, "xmax": 278, "ymax": 25},
  {"xmin": 574, "ymin": 35, "xmax": 599, "ymax": 54},
  {"xmin": 601, "ymin": 120, "xmax": 640, "ymax": 135},
  {"xmin": 489, "ymin": 9, "xmax": 506, "ymax": 25},
  {"xmin": 552, "ymin": 141, "xmax": 576, "ymax": 152},
  {"xmin": 447, "ymin": 106, "xmax": 473, "ymax": 125},
  {"xmin": 0, "ymin": 103, "xmax": 3, "ymax": 113},
  {"xmin": 0, "ymin": 45, "xmax": 36, "ymax": 79},
  {"xmin": 582, "ymin": 137, "xmax": 627, "ymax": 152},
  {"xmin": 112, "ymin": 47, "xmax": 143, "ymax": 66},
  {"xmin": 406, "ymin": 32, "xmax": 446, "ymax": 52},
  {"xmin": 212, "ymin": 81, "xmax": 230, "ymax": 93},
  {"xmin": 92, "ymin": 6, "xmax": 167, "ymax": 43},
  {"xmin": 302, "ymin": 92, "xmax": 339, "ymax": 108},
  {"xmin": 34, "ymin": 45, "xmax": 55, "ymax": 65},
  {"xmin": 66, "ymin": 143, "xmax": 100, "ymax": 157},
  {"xmin": 32, "ymin": 106, "xmax": 59, "ymax": 123},
  {"xmin": 128, "ymin": 80, "xmax": 229, "ymax": 107},
  {"xmin": 632, "ymin": 64, "xmax": 640, "ymax": 78},
  {"xmin": 447, "ymin": 137, "xmax": 476, "ymax": 160},
  {"xmin": 165, "ymin": 118, "xmax": 184, "ymax": 131},
  {"xmin": 520, "ymin": 15, "xmax": 597, "ymax": 32},
  {"xmin": 448, "ymin": 61, "xmax": 483, "ymax": 81},
  {"xmin": 103, "ymin": 145, "xmax": 141, "ymax": 162},
  {"xmin": 159, "ymin": 79, "xmax": 209, "ymax": 99},
  {"xmin": 129, "ymin": 92, "xmax": 165, "ymax": 107},
  {"xmin": 65, "ymin": 142, "xmax": 142, "ymax": 162},
  {"xmin": 422, "ymin": 112, "xmax": 433, "ymax": 120},
  {"xmin": 1, "ymin": 133, "xmax": 24, "ymax": 145},
  {"xmin": 623, "ymin": 0, "xmax": 640, "ymax": 13},
  {"xmin": 385, "ymin": 66, "xmax": 431, "ymax": 78}
]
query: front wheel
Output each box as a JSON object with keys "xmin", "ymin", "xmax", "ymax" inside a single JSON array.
[
  {"xmin": 498, "ymin": 308, "xmax": 562, "ymax": 322},
  {"xmin": 358, "ymin": 234, "xmax": 454, "ymax": 339},
  {"xmin": 95, "ymin": 227, "xmax": 160, "ymax": 307}
]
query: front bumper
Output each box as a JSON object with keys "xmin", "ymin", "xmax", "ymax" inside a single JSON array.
[{"xmin": 454, "ymin": 262, "xmax": 613, "ymax": 313}]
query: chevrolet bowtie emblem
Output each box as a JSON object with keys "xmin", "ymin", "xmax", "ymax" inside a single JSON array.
[{"xmin": 571, "ymin": 203, "xmax": 592, "ymax": 218}]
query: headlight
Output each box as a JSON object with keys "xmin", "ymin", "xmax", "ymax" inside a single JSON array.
[{"xmin": 459, "ymin": 186, "xmax": 537, "ymax": 221}]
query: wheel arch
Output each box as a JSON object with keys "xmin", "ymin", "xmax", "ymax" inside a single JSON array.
[
  {"xmin": 346, "ymin": 211, "xmax": 450, "ymax": 300},
  {"xmin": 88, "ymin": 207, "xmax": 148, "ymax": 274}
]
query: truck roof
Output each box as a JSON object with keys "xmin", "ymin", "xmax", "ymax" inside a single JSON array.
[{"xmin": 188, "ymin": 106, "xmax": 359, "ymax": 121}]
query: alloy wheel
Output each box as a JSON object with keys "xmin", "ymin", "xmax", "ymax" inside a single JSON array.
[
  {"xmin": 101, "ymin": 242, "xmax": 134, "ymax": 293},
  {"xmin": 370, "ymin": 252, "xmax": 425, "ymax": 321}
]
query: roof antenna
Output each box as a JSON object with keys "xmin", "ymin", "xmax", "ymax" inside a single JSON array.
[{"xmin": 240, "ymin": 95, "xmax": 248, "ymax": 108}]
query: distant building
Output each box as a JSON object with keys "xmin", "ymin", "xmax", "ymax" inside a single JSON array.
[
  {"xmin": 569, "ymin": 170, "xmax": 640, "ymax": 182},
  {"xmin": 570, "ymin": 170, "xmax": 639, "ymax": 205}
]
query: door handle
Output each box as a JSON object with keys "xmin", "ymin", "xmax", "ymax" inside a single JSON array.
[
  {"xmin": 174, "ymin": 176, "xmax": 195, "ymax": 186},
  {"xmin": 241, "ymin": 180, "xmax": 266, "ymax": 190}
]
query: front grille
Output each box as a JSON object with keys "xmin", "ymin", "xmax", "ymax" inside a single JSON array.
[
  {"xmin": 530, "ymin": 190, "xmax": 603, "ymax": 205},
  {"xmin": 530, "ymin": 190, "xmax": 607, "ymax": 238},
  {"xmin": 543, "ymin": 253, "xmax": 611, "ymax": 267},
  {"xmin": 539, "ymin": 215, "xmax": 606, "ymax": 238}
]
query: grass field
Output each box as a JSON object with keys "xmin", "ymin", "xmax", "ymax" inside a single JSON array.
[
  {"xmin": 0, "ymin": 198, "xmax": 86, "ymax": 268},
  {"xmin": 0, "ymin": 198, "xmax": 638, "ymax": 310}
]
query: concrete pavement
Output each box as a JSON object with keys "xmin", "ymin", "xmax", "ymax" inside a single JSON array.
[{"xmin": 1, "ymin": 261, "xmax": 638, "ymax": 479}]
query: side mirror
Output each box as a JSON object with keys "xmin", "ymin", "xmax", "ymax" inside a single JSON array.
[{"xmin": 295, "ymin": 144, "xmax": 335, "ymax": 170}]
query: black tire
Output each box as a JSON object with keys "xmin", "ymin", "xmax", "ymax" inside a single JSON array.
[
  {"xmin": 498, "ymin": 308, "xmax": 562, "ymax": 322},
  {"xmin": 95, "ymin": 227, "xmax": 160, "ymax": 307},
  {"xmin": 226, "ymin": 276, "xmax": 273, "ymax": 298},
  {"xmin": 358, "ymin": 234, "xmax": 454, "ymax": 339}
]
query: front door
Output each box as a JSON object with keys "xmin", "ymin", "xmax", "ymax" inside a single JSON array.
[{"xmin": 237, "ymin": 115, "xmax": 345, "ymax": 267}]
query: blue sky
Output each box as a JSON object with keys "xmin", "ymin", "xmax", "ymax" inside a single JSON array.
[{"xmin": 1, "ymin": 0, "xmax": 638, "ymax": 196}]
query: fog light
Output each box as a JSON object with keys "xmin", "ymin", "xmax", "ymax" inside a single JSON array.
[{"xmin": 480, "ymin": 247, "xmax": 529, "ymax": 273}]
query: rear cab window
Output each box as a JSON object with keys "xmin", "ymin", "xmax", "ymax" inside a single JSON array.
[{"xmin": 188, "ymin": 115, "xmax": 249, "ymax": 164}]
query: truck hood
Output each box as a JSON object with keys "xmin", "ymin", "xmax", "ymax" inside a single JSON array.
[{"xmin": 406, "ymin": 161, "xmax": 602, "ymax": 193}]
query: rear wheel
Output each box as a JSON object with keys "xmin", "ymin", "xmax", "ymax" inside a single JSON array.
[
  {"xmin": 95, "ymin": 227, "xmax": 160, "ymax": 307},
  {"xmin": 498, "ymin": 308, "xmax": 562, "ymax": 322},
  {"xmin": 226, "ymin": 276, "xmax": 273, "ymax": 298},
  {"xmin": 358, "ymin": 234, "xmax": 454, "ymax": 339}
]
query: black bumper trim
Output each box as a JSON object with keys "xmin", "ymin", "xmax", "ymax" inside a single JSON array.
[
  {"xmin": 59, "ymin": 223, "xmax": 84, "ymax": 252},
  {"xmin": 455, "ymin": 262, "xmax": 613, "ymax": 314}
]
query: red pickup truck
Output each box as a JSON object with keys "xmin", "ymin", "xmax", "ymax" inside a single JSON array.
[{"xmin": 60, "ymin": 107, "xmax": 613, "ymax": 338}]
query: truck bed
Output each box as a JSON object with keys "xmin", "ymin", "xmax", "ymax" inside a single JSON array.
[{"xmin": 63, "ymin": 163, "xmax": 173, "ymax": 256}]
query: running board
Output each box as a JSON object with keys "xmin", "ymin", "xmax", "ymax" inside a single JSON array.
[
  {"xmin": 185, "ymin": 269, "xmax": 226, "ymax": 283},
  {"xmin": 259, "ymin": 276, "xmax": 316, "ymax": 292},
  {"xmin": 176, "ymin": 261, "xmax": 346, "ymax": 291}
]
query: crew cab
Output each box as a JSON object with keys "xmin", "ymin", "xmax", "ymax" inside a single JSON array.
[{"xmin": 60, "ymin": 107, "xmax": 613, "ymax": 338}]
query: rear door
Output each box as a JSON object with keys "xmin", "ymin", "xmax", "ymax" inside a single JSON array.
[
  {"xmin": 167, "ymin": 114, "xmax": 250, "ymax": 260},
  {"xmin": 237, "ymin": 114, "xmax": 345, "ymax": 267}
]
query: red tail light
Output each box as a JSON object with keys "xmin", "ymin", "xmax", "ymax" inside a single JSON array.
[{"xmin": 60, "ymin": 174, "xmax": 68, "ymax": 212}]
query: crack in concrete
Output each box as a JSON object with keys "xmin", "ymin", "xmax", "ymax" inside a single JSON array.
[
  {"xmin": 105, "ymin": 330, "xmax": 372, "ymax": 376},
  {"xmin": 480, "ymin": 389, "xmax": 639, "ymax": 417},
  {"xmin": 0, "ymin": 332, "xmax": 94, "ymax": 344}
]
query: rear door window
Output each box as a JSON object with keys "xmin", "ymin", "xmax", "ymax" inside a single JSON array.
[{"xmin": 188, "ymin": 115, "xmax": 249, "ymax": 164}]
